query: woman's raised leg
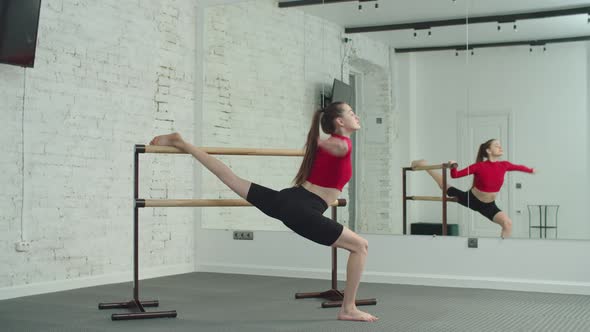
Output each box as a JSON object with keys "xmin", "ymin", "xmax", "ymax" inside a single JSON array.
[
  {"xmin": 150, "ymin": 133, "xmax": 251, "ymax": 199},
  {"xmin": 411, "ymin": 159, "xmax": 449, "ymax": 191}
]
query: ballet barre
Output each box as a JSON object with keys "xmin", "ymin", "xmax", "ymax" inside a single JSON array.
[{"xmin": 98, "ymin": 144, "xmax": 376, "ymax": 321}]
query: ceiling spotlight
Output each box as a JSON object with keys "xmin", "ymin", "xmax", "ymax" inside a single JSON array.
[
  {"xmin": 529, "ymin": 47, "xmax": 533, "ymax": 52},
  {"xmin": 471, "ymin": 50, "xmax": 474, "ymax": 55},
  {"xmin": 543, "ymin": 46, "xmax": 546, "ymax": 52},
  {"xmin": 428, "ymin": 30, "xmax": 432, "ymax": 36},
  {"xmin": 413, "ymin": 31, "xmax": 417, "ymax": 37},
  {"xmin": 375, "ymin": 1, "xmax": 378, "ymax": 9},
  {"xmin": 455, "ymin": 51, "xmax": 459, "ymax": 56},
  {"xmin": 358, "ymin": 4, "xmax": 362, "ymax": 10},
  {"xmin": 513, "ymin": 24, "xmax": 517, "ymax": 31},
  {"xmin": 497, "ymin": 25, "xmax": 501, "ymax": 31}
]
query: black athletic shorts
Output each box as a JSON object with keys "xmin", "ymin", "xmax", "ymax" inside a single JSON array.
[
  {"xmin": 246, "ymin": 183, "xmax": 344, "ymax": 246},
  {"xmin": 446, "ymin": 186, "xmax": 501, "ymax": 221}
]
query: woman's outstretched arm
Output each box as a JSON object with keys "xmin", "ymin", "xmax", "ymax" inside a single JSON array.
[{"xmin": 450, "ymin": 162, "xmax": 479, "ymax": 179}]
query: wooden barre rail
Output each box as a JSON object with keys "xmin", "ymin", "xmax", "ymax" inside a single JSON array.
[
  {"xmin": 137, "ymin": 198, "xmax": 346, "ymax": 208},
  {"xmin": 404, "ymin": 162, "xmax": 458, "ymax": 171},
  {"xmin": 406, "ymin": 196, "xmax": 458, "ymax": 202},
  {"xmin": 138, "ymin": 145, "xmax": 304, "ymax": 156}
]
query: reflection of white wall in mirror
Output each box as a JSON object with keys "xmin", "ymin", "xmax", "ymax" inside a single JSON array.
[
  {"xmin": 395, "ymin": 52, "xmax": 467, "ymax": 235},
  {"xmin": 398, "ymin": 43, "xmax": 588, "ymax": 240}
]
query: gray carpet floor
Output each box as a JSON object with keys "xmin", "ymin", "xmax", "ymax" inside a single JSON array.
[{"xmin": 1, "ymin": 272, "xmax": 590, "ymax": 331}]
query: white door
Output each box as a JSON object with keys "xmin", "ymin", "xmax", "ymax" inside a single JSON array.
[{"xmin": 460, "ymin": 115, "xmax": 511, "ymax": 238}]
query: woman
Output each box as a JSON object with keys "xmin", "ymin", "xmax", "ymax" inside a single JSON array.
[
  {"xmin": 413, "ymin": 139, "xmax": 535, "ymax": 238},
  {"xmin": 150, "ymin": 102, "xmax": 377, "ymax": 322}
]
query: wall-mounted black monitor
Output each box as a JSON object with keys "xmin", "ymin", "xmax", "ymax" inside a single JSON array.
[{"xmin": 0, "ymin": 0, "xmax": 42, "ymax": 68}]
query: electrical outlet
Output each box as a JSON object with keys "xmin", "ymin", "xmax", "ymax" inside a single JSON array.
[
  {"xmin": 467, "ymin": 238, "xmax": 478, "ymax": 249},
  {"xmin": 15, "ymin": 241, "xmax": 31, "ymax": 252},
  {"xmin": 233, "ymin": 231, "xmax": 253, "ymax": 240}
]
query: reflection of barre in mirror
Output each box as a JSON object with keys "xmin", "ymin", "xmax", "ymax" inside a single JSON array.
[
  {"xmin": 403, "ymin": 162, "xmax": 458, "ymax": 236},
  {"xmin": 105, "ymin": 102, "xmax": 376, "ymax": 322},
  {"xmin": 413, "ymin": 139, "xmax": 536, "ymax": 239}
]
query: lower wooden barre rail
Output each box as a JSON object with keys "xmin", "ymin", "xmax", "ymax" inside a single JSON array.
[
  {"xmin": 407, "ymin": 196, "xmax": 458, "ymax": 202},
  {"xmin": 137, "ymin": 198, "xmax": 345, "ymax": 208},
  {"xmin": 138, "ymin": 144, "xmax": 304, "ymax": 156}
]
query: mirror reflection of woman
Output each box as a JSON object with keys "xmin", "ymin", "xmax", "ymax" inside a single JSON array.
[
  {"xmin": 413, "ymin": 139, "xmax": 535, "ymax": 238},
  {"xmin": 149, "ymin": 102, "xmax": 377, "ymax": 322}
]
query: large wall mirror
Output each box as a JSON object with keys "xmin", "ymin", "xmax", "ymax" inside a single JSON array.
[{"xmin": 201, "ymin": 0, "xmax": 590, "ymax": 241}]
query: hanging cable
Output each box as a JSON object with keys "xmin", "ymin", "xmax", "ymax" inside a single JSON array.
[{"xmin": 20, "ymin": 67, "xmax": 27, "ymax": 242}]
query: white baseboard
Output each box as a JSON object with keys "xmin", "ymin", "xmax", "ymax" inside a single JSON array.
[
  {"xmin": 362, "ymin": 272, "xmax": 590, "ymax": 295},
  {"xmin": 198, "ymin": 263, "xmax": 590, "ymax": 295},
  {"xmin": 0, "ymin": 264, "xmax": 194, "ymax": 300}
]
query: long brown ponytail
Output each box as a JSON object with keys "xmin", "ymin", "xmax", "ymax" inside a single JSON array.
[
  {"xmin": 476, "ymin": 139, "xmax": 496, "ymax": 163},
  {"xmin": 293, "ymin": 102, "xmax": 347, "ymax": 186}
]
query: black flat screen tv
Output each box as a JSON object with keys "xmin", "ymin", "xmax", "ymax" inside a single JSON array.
[
  {"xmin": 331, "ymin": 78, "xmax": 353, "ymax": 106},
  {"xmin": 0, "ymin": 0, "xmax": 42, "ymax": 67}
]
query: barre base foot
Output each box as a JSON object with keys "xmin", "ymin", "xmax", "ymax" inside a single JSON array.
[
  {"xmin": 98, "ymin": 300, "xmax": 159, "ymax": 310},
  {"xmin": 295, "ymin": 289, "xmax": 343, "ymax": 301},
  {"xmin": 112, "ymin": 310, "xmax": 177, "ymax": 321},
  {"xmin": 99, "ymin": 298, "xmax": 177, "ymax": 321}
]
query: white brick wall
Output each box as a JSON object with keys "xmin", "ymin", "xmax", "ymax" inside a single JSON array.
[
  {"xmin": 202, "ymin": 0, "xmax": 394, "ymax": 232},
  {"xmin": 0, "ymin": 0, "xmax": 196, "ymax": 288}
]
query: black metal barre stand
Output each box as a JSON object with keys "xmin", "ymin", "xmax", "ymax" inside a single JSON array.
[
  {"xmin": 98, "ymin": 145, "xmax": 177, "ymax": 320},
  {"xmin": 295, "ymin": 205, "xmax": 377, "ymax": 308}
]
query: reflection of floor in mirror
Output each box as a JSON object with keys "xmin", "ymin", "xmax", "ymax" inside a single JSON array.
[{"xmin": 2, "ymin": 272, "xmax": 590, "ymax": 332}]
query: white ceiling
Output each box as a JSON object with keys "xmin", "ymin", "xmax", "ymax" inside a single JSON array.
[{"xmin": 279, "ymin": 0, "xmax": 590, "ymax": 48}]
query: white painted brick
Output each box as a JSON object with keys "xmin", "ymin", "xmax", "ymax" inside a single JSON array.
[{"xmin": 0, "ymin": 0, "xmax": 196, "ymax": 288}]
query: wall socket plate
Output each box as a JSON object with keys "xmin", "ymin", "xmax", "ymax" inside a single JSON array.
[
  {"xmin": 467, "ymin": 238, "xmax": 478, "ymax": 248},
  {"xmin": 15, "ymin": 241, "xmax": 31, "ymax": 252},
  {"xmin": 233, "ymin": 231, "xmax": 253, "ymax": 240}
]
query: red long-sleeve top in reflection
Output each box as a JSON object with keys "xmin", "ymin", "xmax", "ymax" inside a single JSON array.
[
  {"xmin": 307, "ymin": 134, "xmax": 352, "ymax": 191},
  {"xmin": 451, "ymin": 160, "xmax": 533, "ymax": 193}
]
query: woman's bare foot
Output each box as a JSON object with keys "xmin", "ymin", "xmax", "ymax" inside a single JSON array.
[
  {"xmin": 149, "ymin": 133, "xmax": 184, "ymax": 148},
  {"xmin": 411, "ymin": 159, "xmax": 427, "ymax": 168},
  {"xmin": 338, "ymin": 307, "xmax": 379, "ymax": 322}
]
